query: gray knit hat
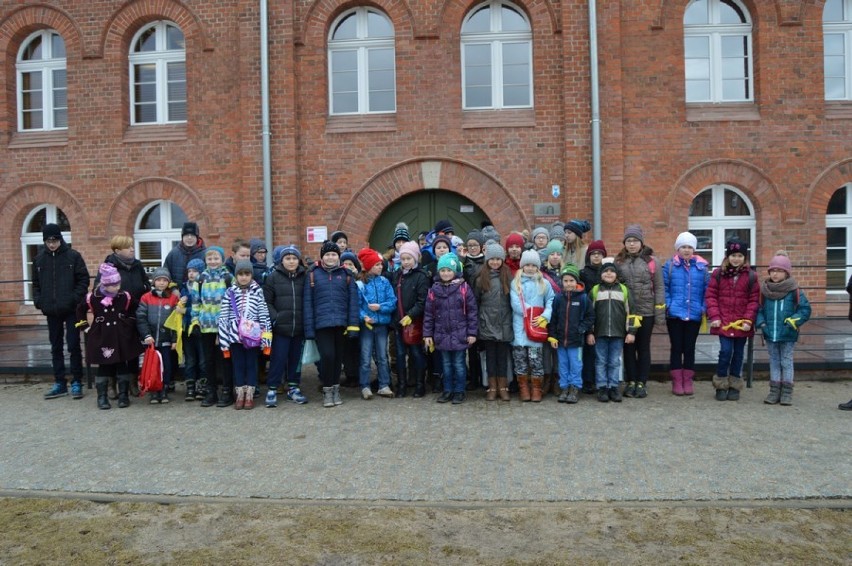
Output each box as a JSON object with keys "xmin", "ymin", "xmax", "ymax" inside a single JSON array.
[
  {"xmin": 519, "ymin": 249, "xmax": 541, "ymax": 269},
  {"xmin": 484, "ymin": 242, "xmax": 506, "ymax": 261},
  {"xmin": 151, "ymin": 266, "xmax": 171, "ymax": 282},
  {"xmin": 531, "ymin": 227, "xmax": 549, "ymax": 242},
  {"xmin": 480, "ymin": 225, "xmax": 500, "ymax": 245},
  {"xmin": 234, "ymin": 260, "xmax": 253, "ymax": 274}
]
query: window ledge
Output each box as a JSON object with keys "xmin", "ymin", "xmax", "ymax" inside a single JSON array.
[
  {"xmin": 124, "ymin": 123, "xmax": 187, "ymax": 143},
  {"xmin": 326, "ymin": 114, "xmax": 397, "ymax": 134},
  {"xmin": 825, "ymin": 101, "xmax": 852, "ymax": 120},
  {"xmin": 686, "ymin": 103, "xmax": 760, "ymax": 122},
  {"xmin": 462, "ymin": 108, "xmax": 535, "ymax": 129},
  {"xmin": 8, "ymin": 130, "xmax": 68, "ymax": 149}
]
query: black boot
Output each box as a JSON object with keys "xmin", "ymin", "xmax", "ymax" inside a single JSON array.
[
  {"xmin": 395, "ymin": 369, "xmax": 408, "ymax": 398},
  {"xmin": 96, "ymin": 381, "xmax": 111, "ymax": 410},
  {"xmin": 185, "ymin": 380, "xmax": 196, "ymax": 402},
  {"xmin": 117, "ymin": 375, "xmax": 131, "ymax": 408},
  {"xmin": 217, "ymin": 386, "xmax": 235, "ymax": 407},
  {"xmin": 412, "ymin": 368, "xmax": 426, "ymax": 398},
  {"xmin": 200, "ymin": 386, "xmax": 218, "ymax": 407}
]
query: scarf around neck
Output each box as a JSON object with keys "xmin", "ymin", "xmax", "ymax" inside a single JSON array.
[{"xmin": 760, "ymin": 276, "xmax": 798, "ymax": 301}]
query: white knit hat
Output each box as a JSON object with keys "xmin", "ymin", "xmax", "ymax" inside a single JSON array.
[{"xmin": 674, "ymin": 232, "xmax": 698, "ymax": 251}]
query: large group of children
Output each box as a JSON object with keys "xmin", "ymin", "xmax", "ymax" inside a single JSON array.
[{"xmin": 59, "ymin": 218, "xmax": 817, "ymax": 410}]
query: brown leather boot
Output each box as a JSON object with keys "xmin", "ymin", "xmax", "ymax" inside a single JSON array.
[
  {"xmin": 531, "ymin": 378, "xmax": 543, "ymax": 402},
  {"xmin": 485, "ymin": 378, "xmax": 498, "ymax": 401},
  {"xmin": 518, "ymin": 375, "xmax": 531, "ymax": 402},
  {"xmin": 541, "ymin": 373, "xmax": 552, "ymax": 398},
  {"xmin": 497, "ymin": 377, "xmax": 510, "ymax": 401}
]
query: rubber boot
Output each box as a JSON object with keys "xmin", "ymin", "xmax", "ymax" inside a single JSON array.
[
  {"xmin": 395, "ymin": 369, "xmax": 408, "ymax": 398},
  {"xmin": 530, "ymin": 378, "xmax": 543, "ymax": 402},
  {"xmin": 682, "ymin": 369, "xmax": 695, "ymax": 396},
  {"xmin": 96, "ymin": 381, "xmax": 111, "ymax": 410},
  {"xmin": 234, "ymin": 386, "xmax": 245, "ymax": 410},
  {"xmin": 108, "ymin": 375, "xmax": 118, "ymax": 400},
  {"xmin": 497, "ymin": 377, "xmax": 511, "ymax": 401},
  {"xmin": 712, "ymin": 375, "xmax": 728, "ymax": 401},
  {"xmin": 412, "ymin": 368, "xmax": 426, "ymax": 398},
  {"xmin": 485, "ymin": 377, "xmax": 498, "ymax": 401},
  {"xmin": 117, "ymin": 375, "xmax": 131, "ymax": 408},
  {"xmin": 727, "ymin": 376, "xmax": 744, "ymax": 401},
  {"xmin": 779, "ymin": 382, "xmax": 793, "ymax": 406},
  {"xmin": 322, "ymin": 386, "xmax": 334, "ymax": 408},
  {"xmin": 518, "ymin": 375, "xmax": 531, "ymax": 402},
  {"xmin": 332, "ymin": 384, "xmax": 343, "ymax": 406},
  {"xmin": 671, "ymin": 369, "xmax": 684, "ymax": 396},
  {"xmin": 244, "ymin": 386, "xmax": 255, "ymax": 410},
  {"xmin": 764, "ymin": 381, "xmax": 781, "ymax": 404}
]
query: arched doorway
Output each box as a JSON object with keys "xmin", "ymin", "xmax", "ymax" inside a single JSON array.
[{"xmin": 368, "ymin": 190, "xmax": 490, "ymax": 249}]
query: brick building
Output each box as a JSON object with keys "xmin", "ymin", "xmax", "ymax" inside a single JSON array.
[{"xmin": 1, "ymin": 0, "xmax": 850, "ymax": 322}]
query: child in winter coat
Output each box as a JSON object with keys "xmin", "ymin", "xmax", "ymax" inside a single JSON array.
[
  {"xmin": 539, "ymin": 239, "xmax": 564, "ymax": 397},
  {"xmin": 136, "ymin": 267, "xmax": 179, "ymax": 403},
  {"xmin": 590, "ymin": 262, "xmax": 637, "ymax": 402},
  {"xmin": 194, "ymin": 246, "xmax": 234, "ymax": 407},
  {"xmin": 474, "ymin": 242, "xmax": 514, "ymax": 401},
  {"xmin": 392, "ymin": 241, "xmax": 430, "ymax": 397},
  {"xmin": 303, "ymin": 241, "xmax": 361, "ymax": 408},
  {"xmin": 510, "ymin": 250, "xmax": 555, "ymax": 402},
  {"xmin": 423, "ymin": 253, "xmax": 478, "ymax": 404},
  {"xmin": 263, "ymin": 245, "xmax": 308, "ymax": 407},
  {"xmin": 548, "ymin": 264, "xmax": 594, "ymax": 404},
  {"xmin": 356, "ymin": 248, "xmax": 397, "ymax": 400},
  {"xmin": 580, "ymin": 240, "xmax": 606, "ymax": 394},
  {"xmin": 663, "ymin": 232, "xmax": 710, "ymax": 397},
  {"xmin": 704, "ymin": 238, "xmax": 759, "ymax": 401},
  {"xmin": 218, "ymin": 260, "xmax": 272, "ymax": 410},
  {"xmin": 178, "ymin": 258, "xmax": 206, "ymax": 401},
  {"xmin": 756, "ymin": 251, "xmax": 811, "ymax": 406},
  {"xmin": 78, "ymin": 263, "xmax": 144, "ymax": 410}
]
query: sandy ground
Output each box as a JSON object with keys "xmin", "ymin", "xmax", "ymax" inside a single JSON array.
[{"xmin": 0, "ymin": 497, "xmax": 849, "ymax": 565}]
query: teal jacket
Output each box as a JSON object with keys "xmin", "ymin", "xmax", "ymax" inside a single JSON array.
[{"xmin": 756, "ymin": 289, "xmax": 811, "ymax": 343}]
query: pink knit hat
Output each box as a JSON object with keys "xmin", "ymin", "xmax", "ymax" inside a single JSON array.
[
  {"xmin": 398, "ymin": 241, "xmax": 421, "ymax": 262},
  {"xmin": 767, "ymin": 251, "xmax": 792, "ymax": 275}
]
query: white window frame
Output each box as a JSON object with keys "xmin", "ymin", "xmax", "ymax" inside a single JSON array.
[
  {"xmin": 683, "ymin": 0, "xmax": 753, "ymax": 103},
  {"xmin": 21, "ymin": 205, "xmax": 71, "ymax": 303},
  {"xmin": 826, "ymin": 183, "xmax": 852, "ymax": 294},
  {"xmin": 134, "ymin": 200, "xmax": 187, "ymax": 276},
  {"xmin": 129, "ymin": 21, "xmax": 186, "ymax": 125},
  {"xmin": 688, "ymin": 184, "xmax": 756, "ymax": 268},
  {"xmin": 461, "ymin": 0, "xmax": 533, "ymax": 110},
  {"xmin": 327, "ymin": 7, "xmax": 396, "ymax": 115},
  {"xmin": 824, "ymin": 0, "xmax": 852, "ymax": 100},
  {"xmin": 16, "ymin": 30, "xmax": 67, "ymax": 132}
]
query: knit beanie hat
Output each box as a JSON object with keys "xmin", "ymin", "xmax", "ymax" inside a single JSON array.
[
  {"xmin": 504, "ymin": 232, "xmax": 525, "ymax": 251},
  {"xmin": 531, "ymin": 227, "xmax": 549, "ymax": 242},
  {"xmin": 357, "ymin": 248, "xmax": 383, "ymax": 272},
  {"xmin": 320, "ymin": 240, "xmax": 340, "ymax": 257},
  {"xmin": 432, "ymin": 234, "xmax": 453, "ymax": 251},
  {"xmin": 249, "ymin": 238, "xmax": 267, "ymax": 256},
  {"xmin": 392, "ymin": 222, "xmax": 411, "ymax": 244},
  {"xmin": 99, "ymin": 263, "xmax": 121, "ymax": 286},
  {"xmin": 42, "ymin": 223, "xmax": 62, "ymax": 241},
  {"xmin": 519, "ymin": 249, "xmax": 541, "ymax": 269},
  {"xmin": 398, "ymin": 241, "xmax": 421, "ymax": 262},
  {"xmin": 545, "ymin": 239, "xmax": 564, "ymax": 257},
  {"xmin": 601, "ymin": 260, "xmax": 618, "ymax": 274},
  {"xmin": 560, "ymin": 263, "xmax": 581, "ymax": 281},
  {"xmin": 586, "ymin": 240, "xmax": 607, "ymax": 262},
  {"xmin": 330, "ymin": 230, "xmax": 347, "ymax": 244},
  {"xmin": 451, "ymin": 235, "xmax": 464, "ymax": 250},
  {"xmin": 484, "ymin": 242, "xmax": 506, "ymax": 261},
  {"xmin": 186, "ymin": 258, "xmax": 205, "ymax": 273},
  {"xmin": 234, "ymin": 260, "xmax": 253, "ymax": 274},
  {"xmin": 181, "ymin": 222, "xmax": 200, "ymax": 238},
  {"xmin": 623, "ymin": 224, "xmax": 645, "ymax": 243},
  {"xmin": 564, "ymin": 219, "xmax": 591, "ymax": 238},
  {"xmin": 151, "ymin": 266, "xmax": 172, "ymax": 282},
  {"xmin": 436, "ymin": 252, "xmax": 462, "ymax": 275},
  {"xmin": 725, "ymin": 237, "xmax": 749, "ymax": 257},
  {"xmin": 434, "ymin": 219, "xmax": 454, "ymax": 235},
  {"xmin": 549, "ymin": 224, "xmax": 565, "ymax": 241},
  {"xmin": 274, "ymin": 244, "xmax": 302, "ymax": 264},
  {"xmin": 480, "ymin": 224, "xmax": 500, "ymax": 245},
  {"xmin": 340, "ymin": 250, "xmax": 361, "ymax": 272},
  {"xmin": 674, "ymin": 231, "xmax": 698, "ymax": 251},
  {"xmin": 206, "ymin": 246, "xmax": 225, "ymax": 263},
  {"xmin": 768, "ymin": 250, "xmax": 792, "ymax": 275},
  {"xmin": 466, "ymin": 229, "xmax": 485, "ymax": 246}
]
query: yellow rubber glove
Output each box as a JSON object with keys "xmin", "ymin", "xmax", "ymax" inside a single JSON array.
[
  {"xmin": 722, "ymin": 319, "xmax": 750, "ymax": 331},
  {"xmin": 365, "ymin": 321, "xmax": 373, "ymax": 330},
  {"xmin": 547, "ymin": 337, "xmax": 559, "ymax": 347},
  {"xmin": 537, "ymin": 318, "xmax": 548, "ymax": 328},
  {"xmin": 784, "ymin": 317, "xmax": 800, "ymax": 331},
  {"xmin": 627, "ymin": 314, "xmax": 643, "ymax": 328},
  {"xmin": 400, "ymin": 315, "xmax": 412, "ymax": 327},
  {"xmin": 261, "ymin": 331, "xmax": 273, "ymax": 341}
]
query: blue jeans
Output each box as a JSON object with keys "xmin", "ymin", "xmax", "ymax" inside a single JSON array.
[
  {"xmin": 360, "ymin": 324, "xmax": 390, "ymax": 389},
  {"xmin": 395, "ymin": 329, "xmax": 425, "ymax": 377},
  {"xmin": 157, "ymin": 345, "xmax": 174, "ymax": 387},
  {"xmin": 717, "ymin": 336, "xmax": 747, "ymax": 378},
  {"xmin": 46, "ymin": 312, "xmax": 83, "ymax": 384},
  {"xmin": 766, "ymin": 340, "xmax": 795, "ymax": 384},
  {"xmin": 183, "ymin": 331, "xmax": 206, "ymax": 384},
  {"xmin": 230, "ymin": 344, "xmax": 259, "ymax": 387},
  {"xmin": 557, "ymin": 346, "xmax": 583, "ymax": 389},
  {"xmin": 267, "ymin": 335, "xmax": 304, "ymax": 389},
  {"xmin": 595, "ymin": 337, "xmax": 623, "ymax": 388},
  {"xmin": 441, "ymin": 350, "xmax": 467, "ymax": 393}
]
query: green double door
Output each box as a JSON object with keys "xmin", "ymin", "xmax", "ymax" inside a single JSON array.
[{"xmin": 367, "ymin": 189, "xmax": 490, "ymax": 249}]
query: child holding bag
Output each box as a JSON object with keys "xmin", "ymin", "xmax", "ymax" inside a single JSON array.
[{"xmin": 356, "ymin": 248, "xmax": 397, "ymax": 400}]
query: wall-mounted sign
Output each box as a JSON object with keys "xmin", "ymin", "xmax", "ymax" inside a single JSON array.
[{"xmin": 306, "ymin": 226, "xmax": 327, "ymax": 243}]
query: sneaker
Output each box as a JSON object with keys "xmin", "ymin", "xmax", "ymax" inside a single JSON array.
[
  {"xmin": 557, "ymin": 389, "xmax": 569, "ymax": 403},
  {"xmin": 451, "ymin": 392, "xmax": 465, "ymax": 404},
  {"xmin": 160, "ymin": 392, "xmax": 170, "ymax": 404},
  {"xmin": 634, "ymin": 383, "xmax": 648, "ymax": 398},
  {"xmin": 266, "ymin": 389, "xmax": 278, "ymax": 408},
  {"xmin": 377, "ymin": 386, "xmax": 394, "ymax": 398},
  {"xmin": 70, "ymin": 382, "xmax": 84, "ymax": 400},
  {"xmin": 437, "ymin": 391, "xmax": 453, "ymax": 403},
  {"xmin": 286, "ymin": 386, "xmax": 308, "ymax": 405},
  {"xmin": 361, "ymin": 387, "xmax": 373, "ymax": 400},
  {"xmin": 609, "ymin": 386, "xmax": 623, "ymax": 403},
  {"xmin": 150, "ymin": 393, "xmax": 160, "ymax": 404},
  {"xmin": 597, "ymin": 389, "xmax": 609, "ymax": 403},
  {"xmin": 44, "ymin": 383, "xmax": 68, "ymax": 399},
  {"xmin": 622, "ymin": 382, "xmax": 637, "ymax": 398}
]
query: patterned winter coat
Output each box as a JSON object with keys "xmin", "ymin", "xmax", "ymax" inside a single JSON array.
[
  {"xmin": 358, "ymin": 274, "xmax": 396, "ymax": 327},
  {"xmin": 663, "ymin": 254, "xmax": 710, "ymax": 322},
  {"xmin": 193, "ymin": 267, "xmax": 232, "ymax": 334},
  {"xmin": 77, "ymin": 290, "xmax": 144, "ymax": 365},
  {"xmin": 423, "ymin": 279, "xmax": 478, "ymax": 352},
  {"xmin": 263, "ymin": 264, "xmax": 306, "ymax": 337},
  {"xmin": 218, "ymin": 281, "xmax": 272, "ymax": 351},
  {"xmin": 136, "ymin": 289, "xmax": 179, "ymax": 347},
  {"xmin": 704, "ymin": 267, "xmax": 759, "ymax": 338},
  {"xmin": 510, "ymin": 275, "xmax": 555, "ymax": 348}
]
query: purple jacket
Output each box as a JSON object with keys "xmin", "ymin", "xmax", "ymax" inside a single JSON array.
[{"xmin": 423, "ymin": 279, "xmax": 478, "ymax": 352}]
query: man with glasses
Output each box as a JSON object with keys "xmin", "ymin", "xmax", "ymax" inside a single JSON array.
[{"xmin": 33, "ymin": 223, "xmax": 90, "ymax": 400}]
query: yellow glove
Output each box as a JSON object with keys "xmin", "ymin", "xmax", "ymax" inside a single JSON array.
[
  {"xmin": 722, "ymin": 319, "xmax": 750, "ymax": 331},
  {"xmin": 547, "ymin": 337, "xmax": 559, "ymax": 346},
  {"xmin": 261, "ymin": 331, "xmax": 273, "ymax": 341},
  {"xmin": 627, "ymin": 314, "xmax": 643, "ymax": 328},
  {"xmin": 784, "ymin": 317, "xmax": 800, "ymax": 331},
  {"xmin": 400, "ymin": 315, "xmax": 412, "ymax": 327},
  {"xmin": 74, "ymin": 319, "xmax": 88, "ymax": 329},
  {"xmin": 365, "ymin": 321, "xmax": 373, "ymax": 330},
  {"xmin": 537, "ymin": 318, "xmax": 548, "ymax": 328}
]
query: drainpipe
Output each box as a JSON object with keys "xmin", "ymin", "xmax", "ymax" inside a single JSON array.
[
  {"xmin": 260, "ymin": 0, "xmax": 273, "ymax": 264},
  {"xmin": 588, "ymin": 0, "xmax": 602, "ymax": 241}
]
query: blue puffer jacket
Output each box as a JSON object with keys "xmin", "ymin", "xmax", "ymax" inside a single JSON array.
[
  {"xmin": 358, "ymin": 274, "xmax": 396, "ymax": 327},
  {"xmin": 303, "ymin": 264, "xmax": 359, "ymax": 338},
  {"xmin": 510, "ymin": 275, "xmax": 555, "ymax": 348},
  {"xmin": 756, "ymin": 287, "xmax": 811, "ymax": 343},
  {"xmin": 663, "ymin": 254, "xmax": 710, "ymax": 322}
]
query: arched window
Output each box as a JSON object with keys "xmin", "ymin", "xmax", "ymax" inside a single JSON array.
[
  {"xmin": 16, "ymin": 30, "xmax": 67, "ymax": 131},
  {"xmin": 688, "ymin": 185, "xmax": 756, "ymax": 267},
  {"xmin": 824, "ymin": 0, "xmax": 852, "ymax": 100},
  {"xmin": 134, "ymin": 200, "xmax": 188, "ymax": 275},
  {"xmin": 461, "ymin": 0, "xmax": 532, "ymax": 110},
  {"xmin": 826, "ymin": 184, "xmax": 852, "ymax": 291},
  {"xmin": 328, "ymin": 7, "xmax": 396, "ymax": 115},
  {"xmin": 129, "ymin": 21, "xmax": 186, "ymax": 124},
  {"xmin": 21, "ymin": 205, "xmax": 71, "ymax": 302},
  {"xmin": 683, "ymin": 0, "xmax": 753, "ymax": 103}
]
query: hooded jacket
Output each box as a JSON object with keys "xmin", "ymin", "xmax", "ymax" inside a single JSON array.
[
  {"xmin": 705, "ymin": 266, "xmax": 759, "ymax": 338},
  {"xmin": 510, "ymin": 274, "xmax": 555, "ymax": 348},
  {"xmin": 474, "ymin": 269, "xmax": 514, "ymax": 342},
  {"xmin": 756, "ymin": 285, "xmax": 811, "ymax": 343},
  {"xmin": 136, "ymin": 288, "xmax": 179, "ymax": 346},
  {"xmin": 423, "ymin": 279, "xmax": 478, "ymax": 351},
  {"xmin": 32, "ymin": 238, "xmax": 90, "ymax": 317},
  {"xmin": 303, "ymin": 264, "xmax": 360, "ymax": 338},
  {"xmin": 615, "ymin": 246, "xmax": 665, "ymax": 318},
  {"xmin": 548, "ymin": 286, "xmax": 594, "ymax": 348},
  {"xmin": 358, "ymin": 273, "xmax": 396, "ymax": 327},
  {"xmin": 391, "ymin": 266, "xmax": 430, "ymax": 326},
  {"xmin": 663, "ymin": 254, "xmax": 710, "ymax": 322},
  {"xmin": 263, "ymin": 263, "xmax": 306, "ymax": 337},
  {"xmin": 164, "ymin": 238, "xmax": 207, "ymax": 285}
]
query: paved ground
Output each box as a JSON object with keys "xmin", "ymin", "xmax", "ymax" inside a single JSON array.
[{"xmin": 1, "ymin": 374, "xmax": 849, "ymax": 504}]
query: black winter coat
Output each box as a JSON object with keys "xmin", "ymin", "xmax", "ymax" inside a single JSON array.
[
  {"xmin": 391, "ymin": 267, "xmax": 430, "ymax": 327},
  {"xmin": 32, "ymin": 240, "xmax": 90, "ymax": 317},
  {"xmin": 548, "ymin": 289, "xmax": 595, "ymax": 348},
  {"xmin": 263, "ymin": 264, "xmax": 306, "ymax": 337}
]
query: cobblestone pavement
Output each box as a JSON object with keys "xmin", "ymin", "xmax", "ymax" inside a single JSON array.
[{"xmin": 1, "ymin": 375, "xmax": 850, "ymax": 503}]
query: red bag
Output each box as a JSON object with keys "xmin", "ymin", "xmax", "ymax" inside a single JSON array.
[
  {"xmin": 401, "ymin": 319, "xmax": 423, "ymax": 346},
  {"xmin": 520, "ymin": 294, "xmax": 548, "ymax": 343},
  {"xmin": 139, "ymin": 343, "xmax": 163, "ymax": 396}
]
